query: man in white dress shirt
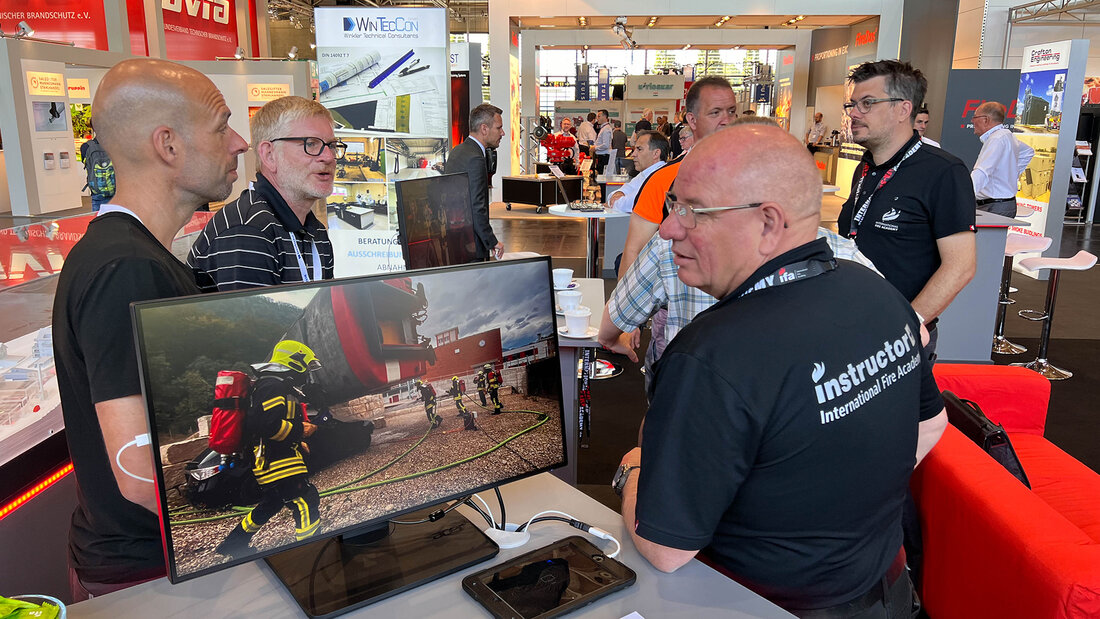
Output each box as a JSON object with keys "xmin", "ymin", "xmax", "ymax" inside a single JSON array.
[
  {"xmin": 609, "ymin": 131, "xmax": 669, "ymax": 213},
  {"xmin": 971, "ymin": 102, "xmax": 1034, "ymax": 218}
]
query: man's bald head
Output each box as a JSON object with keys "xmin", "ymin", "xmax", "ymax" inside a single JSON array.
[
  {"xmin": 681, "ymin": 122, "xmax": 822, "ymax": 227},
  {"xmin": 92, "ymin": 59, "xmax": 221, "ymax": 166}
]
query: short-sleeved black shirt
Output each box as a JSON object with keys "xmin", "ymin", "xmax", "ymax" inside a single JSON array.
[
  {"xmin": 635, "ymin": 239, "xmax": 943, "ymax": 611},
  {"xmin": 53, "ymin": 213, "xmax": 200, "ymax": 584},
  {"xmin": 837, "ymin": 132, "xmax": 976, "ymax": 301}
]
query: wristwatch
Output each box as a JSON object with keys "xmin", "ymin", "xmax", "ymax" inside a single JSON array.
[{"xmin": 611, "ymin": 464, "xmax": 640, "ymax": 497}]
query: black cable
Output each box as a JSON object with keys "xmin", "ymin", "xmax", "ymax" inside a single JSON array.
[
  {"xmin": 390, "ymin": 496, "xmax": 467, "ymax": 525},
  {"xmin": 516, "ymin": 515, "xmax": 576, "ymax": 533},
  {"xmin": 494, "ymin": 486, "xmax": 506, "ymax": 529},
  {"xmin": 462, "ymin": 498, "xmax": 496, "ymax": 528}
]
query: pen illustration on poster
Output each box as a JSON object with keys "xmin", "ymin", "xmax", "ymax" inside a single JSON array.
[{"xmin": 314, "ymin": 7, "xmax": 449, "ymax": 247}]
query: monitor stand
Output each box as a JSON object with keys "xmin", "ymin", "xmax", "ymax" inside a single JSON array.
[{"xmin": 265, "ymin": 504, "xmax": 499, "ymax": 618}]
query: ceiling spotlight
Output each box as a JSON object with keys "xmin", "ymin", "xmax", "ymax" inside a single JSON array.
[
  {"xmin": 578, "ymin": 17, "xmax": 587, "ymax": 26},
  {"xmin": 796, "ymin": 15, "xmax": 805, "ymax": 21},
  {"xmin": 16, "ymin": 21, "xmax": 34, "ymax": 38},
  {"xmin": 310, "ymin": 42, "xmax": 316, "ymax": 50},
  {"xmin": 233, "ymin": 46, "xmax": 244, "ymax": 60},
  {"xmin": 287, "ymin": 46, "xmax": 298, "ymax": 60},
  {"xmin": 583, "ymin": 44, "xmax": 589, "ymax": 50},
  {"xmin": 647, "ymin": 17, "xmax": 657, "ymax": 27},
  {"xmin": 682, "ymin": 44, "xmax": 691, "ymax": 51}
]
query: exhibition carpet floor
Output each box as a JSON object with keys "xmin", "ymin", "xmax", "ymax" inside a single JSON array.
[{"xmin": 495, "ymin": 217, "xmax": 1100, "ymax": 510}]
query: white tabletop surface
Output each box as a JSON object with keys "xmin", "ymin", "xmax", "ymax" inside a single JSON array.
[{"xmin": 547, "ymin": 204, "xmax": 630, "ymax": 220}]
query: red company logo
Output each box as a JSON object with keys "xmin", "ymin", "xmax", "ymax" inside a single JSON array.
[
  {"xmin": 783, "ymin": 55, "xmax": 794, "ymax": 66},
  {"xmin": 162, "ymin": 0, "xmax": 231, "ymax": 25},
  {"xmin": 855, "ymin": 29, "xmax": 878, "ymax": 46},
  {"xmin": 29, "ymin": 76, "xmax": 38, "ymax": 89},
  {"xmin": 961, "ymin": 99, "xmax": 1018, "ymax": 119}
]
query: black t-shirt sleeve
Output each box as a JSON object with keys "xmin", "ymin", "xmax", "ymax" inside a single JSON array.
[
  {"xmin": 917, "ymin": 353, "xmax": 944, "ymax": 421},
  {"xmin": 78, "ymin": 258, "xmax": 192, "ymax": 403},
  {"xmin": 930, "ymin": 161, "xmax": 977, "ymax": 239},
  {"xmin": 635, "ymin": 352, "xmax": 760, "ymax": 551}
]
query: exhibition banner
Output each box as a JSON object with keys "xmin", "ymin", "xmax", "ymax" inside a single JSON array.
[
  {"xmin": 314, "ymin": 6, "xmax": 451, "ymax": 236},
  {"xmin": 0, "ymin": 0, "xmax": 107, "ymax": 50},
  {"xmin": 161, "ymin": 0, "xmax": 239, "ymax": 61},
  {"xmin": 329, "ymin": 229, "xmax": 406, "ymax": 277},
  {"xmin": 940, "ymin": 69, "xmax": 1022, "ymax": 167},
  {"xmin": 1011, "ymin": 40, "xmax": 1085, "ymax": 253}
]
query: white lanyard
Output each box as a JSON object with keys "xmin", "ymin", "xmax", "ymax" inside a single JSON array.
[{"xmin": 289, "ymin": 232, "xmax": 322, "ymax": 282}]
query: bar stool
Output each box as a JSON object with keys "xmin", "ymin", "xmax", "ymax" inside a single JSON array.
[
  {"xmin": 992, "ymin": 233, "xmax": 1052, "ymax": 355},
  {"xmin": 1011, "ymin": 250, "xmax": 1097, "ymax": 380}
]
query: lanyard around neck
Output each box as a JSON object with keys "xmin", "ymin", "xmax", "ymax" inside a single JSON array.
[
  {"xmin": 289, "ymin": 232, "xmax": 322, "ymax": 283},
  {"xmin": 848, "ymin": 140, "xmax": 922, "ymax": 238},
  {"xmin": 739, "ymin": 257, "xmax": 838, "ymax": 299}
]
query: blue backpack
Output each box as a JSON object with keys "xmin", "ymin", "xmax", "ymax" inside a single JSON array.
[{"xmin": 82, "ymin": 138, "xmax": 115, "ymax": 198}]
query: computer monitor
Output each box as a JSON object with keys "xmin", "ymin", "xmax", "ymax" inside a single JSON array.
[
  {"xmin": 132, "ymin": 256, "xmax": 565, "ymax": 617},
  {"xmin": 395, "ymin": 173, "xmax": 480, "ymax": 268}
]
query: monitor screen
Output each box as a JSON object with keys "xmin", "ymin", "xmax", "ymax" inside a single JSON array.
[
  {"xmin": 133, "ymin": 257, "xmax": 565, "ymax": 583},
  {"xmin": 395, "ymin": 173, "xmax": 480, "ymax": 269}
]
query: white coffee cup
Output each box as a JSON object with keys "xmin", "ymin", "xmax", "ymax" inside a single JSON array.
[
  {"xmin": 552, "ymin": 268, "xmax": 573, "ymax": 289},
  {"xmin": 557, "ymin": 289, "xmax": 582, "ymax": 312},
  {"xmin": 563, "ymin": 306, "xmax": 592, "ymax": 336}
]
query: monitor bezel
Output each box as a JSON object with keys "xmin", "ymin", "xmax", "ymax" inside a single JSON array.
[{"xmin": 131, "ymin": 255, "xmax": 566, "ymax": 584}]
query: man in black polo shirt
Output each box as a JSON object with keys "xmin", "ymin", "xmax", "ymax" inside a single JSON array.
[
  {"xmin": 189, "ymin": 96, "xmax": 338, "ymax": 290},
  {"xmin": 53, "ymin": 58, "xmax": 249, "ymax": 600},
  {"xmin": 614, "ymin": 124, "xmax": 946, "ymax": 616},
  {"xmin": 838, "ymin": 60, "xmax": 977, "ymax": 360}
]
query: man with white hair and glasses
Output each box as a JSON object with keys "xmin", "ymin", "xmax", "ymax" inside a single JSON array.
[{"xmin": 190, "ymin": 95, "xmax": 340, "ymax": 290}]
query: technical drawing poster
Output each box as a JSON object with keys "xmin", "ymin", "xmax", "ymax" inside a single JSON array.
[{"xmin": 314, "ymin": 7, "xmax": 449, "ymax": 139}]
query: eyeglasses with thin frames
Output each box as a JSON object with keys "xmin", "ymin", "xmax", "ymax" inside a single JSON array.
[
  {"xmin": 270, "ymin": 137, "xmax": 348, "ymax": 159},
  {"xmin": 664, "ymin": 192, "xmax": 763, "ymax": 229},
  {"xmin": 842, "ymin": 97, "xmax": 904, "ymax": 115}
]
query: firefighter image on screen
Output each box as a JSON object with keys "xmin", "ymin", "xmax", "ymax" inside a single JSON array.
[
  {"xmin": 450, "ymin": 375, "xmax": 478, "ymax": 431},
  {"xmin": 475, "ymin": 368, "xmax": 488, "ymax": 406},
  {"xmin": 485, "ymin": 363, "xmax": 503, "ymax": 415},
  {"xmin": 416, "ymin": 379, "xmax": 443, "ymax": 429},
  {"xmin": 215, "ymin": 340, "xmax": 323, "ymax": 559}
]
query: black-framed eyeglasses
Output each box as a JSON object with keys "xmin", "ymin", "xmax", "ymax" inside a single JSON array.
[
  {"xmin": 842, "ymin": 97, "xmax": 904, "ymax": 115},
  {"xmin": 665, "ymin": 192, "xmax": 763, "ymax": 229},
  {"xmin": 270, "ymin": 136, "xmax": 347, "ymax": 159}
]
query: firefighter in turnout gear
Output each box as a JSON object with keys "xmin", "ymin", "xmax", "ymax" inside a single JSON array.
[
  {"xmin": 485, "ymin": 363, "xmax": 503, "ymax": 415},
  {"xmin": 416, "ymin": 379, "xmax": 442, "ymax": 429},
  {"xmin": 216, "ymin": 340, "xmax": 323, "ymax": 559},
  {"xmin": 450, "ymin": 375, "xmax": 478, "ymax": 431},
  {"xmin": 475, "ymin": 369, "xmax": 488, "ymax": 406}
]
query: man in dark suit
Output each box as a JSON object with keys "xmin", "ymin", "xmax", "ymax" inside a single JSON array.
[{"xmin": 445, "ymin": 103, "xmax": 505, "ymax": 260}]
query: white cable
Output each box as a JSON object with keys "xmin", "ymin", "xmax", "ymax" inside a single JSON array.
[
  {"xmin": 522, "ymin": 509, "xmax": 575, "ymax": 532},
  {"xmin": 115, "ymin": 433, "xmax": 154, "ymax": 484},
  {"xmin": 470, "ymin": 493, "xmax": 498, "ymax": 529},
  {"xmin": 586, "ymin": 526, "xmax": 622, "ymax": 559}
]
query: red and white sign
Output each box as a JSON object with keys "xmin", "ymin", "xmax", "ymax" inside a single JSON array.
[
  {"xmin": 67, "ymin": 78, "xmax": 91, "ymax": 100},
  {"xmin": 0, "ymin": 0, "xmax": 108, "ymax": 51},
  {"xmin": 161, "ymin": 0, "xmax": 239, "ymax": 61}
]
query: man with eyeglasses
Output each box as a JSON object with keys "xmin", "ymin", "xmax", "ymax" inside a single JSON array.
[
  {"xmin": 189, "ymin": 95, "xmax": 338, "ymax": 291},
  {"xmin": 621, "ymin": 76, "xmax": 738, "ymax": 279},
  {"xmin": 971, "ymin": 101, "xmax": 1034, "ymax": 218},
  {"xmin": 838, "ymin": 60, "xmax": 976, "ymax": 363},
  {"xmin": 614, "ymin": 122, "xmax": 946, "ymax": 617}
]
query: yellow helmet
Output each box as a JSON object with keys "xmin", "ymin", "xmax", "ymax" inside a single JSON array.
[{"xmin": 268, "ymin": 340, "xmax": 322, "ymax": 374}]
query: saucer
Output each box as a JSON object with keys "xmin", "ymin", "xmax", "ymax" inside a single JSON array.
[
  {"xmin": 556, "ymin": 304, "xmax": 589, "ymax": 316},
  {"xmin": 553, "ymin": 281, "xmax": 578, "ymax": 291},
  {"xmin": 558, "ymin": 325, "xmax": 598, "ymax": 339}
]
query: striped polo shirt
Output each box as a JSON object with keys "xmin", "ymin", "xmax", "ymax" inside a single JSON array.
[{"xmin": 188, "ymin": 172, "xmax": 335, "ymax": 292}]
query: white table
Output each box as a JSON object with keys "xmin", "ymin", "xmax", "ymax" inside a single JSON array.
[
  {"xmin": 68, "ymin": 474, "xmax": 792, "ymax": 618},
  {"xmin": 547, "ymin": 205, "xmax": 630, "ymax": 279},
  {"xmin": 554, "ymin": 277, "xmax": 604, "ymax": 486}
]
